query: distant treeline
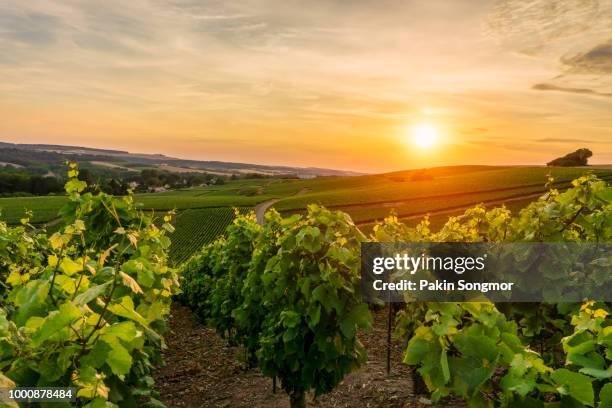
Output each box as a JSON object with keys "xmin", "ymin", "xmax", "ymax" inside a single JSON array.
[
  {"xmin": 130, "ymin": 169, "xmax": 218, "ymax": 190},
  {"xmin": 0, "ymin": 164, "xmax": 298, "ymax": 197},
  {"xmin": 0, "ymin": 168, "xmax": 225, "ymax": 197},
  {"xmin": 0, "ymin": 172, "xmax": 64, "ymax": 196}
]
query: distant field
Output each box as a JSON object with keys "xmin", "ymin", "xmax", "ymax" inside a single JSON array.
[
  {"xmin": 0, "ymin": 195, "xmax": 68, "ymax": 224},
  {"xmin": 167, "ymin": 207, "xmax": 250, "ymax": 265},
  {"xmin": 357, "ymin": 195, "xmax": 541, "ymax": 236},
  {"xmin": 273, "ymin": 166, "xmax": 612, "ymax": 211},
  {"xmin": 2, "ymin": 166, "xmax": 609, "ymax": 225},
  {"xmin": 136, "ymin": 178, "xmax": 306, "ymax": 210},
  {"xmin": 0, "ymin": 165, "xmax": 610, "ymax": 264},
  {"xmin": 332, "ymin": 185, "xmax": 545, "ymax": 224},
  {"xmin": 0, "ymin": 178, "xmax": 304, "ymax": 225}
]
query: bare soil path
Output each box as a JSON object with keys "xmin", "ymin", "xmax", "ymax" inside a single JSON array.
[
  {"xmin": 153, "ymin": 304, "xmax": 462, "ymax": 408},
  {"xmin": 254, "ymin": 198, "xmax": 280, "ymax": 224},
  {"xmin": 254, "ymin": 188, "xmax": 309, "ymax": 224}
]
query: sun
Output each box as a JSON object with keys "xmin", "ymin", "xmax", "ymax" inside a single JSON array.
[{"xmin": 412, "ymin": 123, "xmax": 439, "ymax": 148}]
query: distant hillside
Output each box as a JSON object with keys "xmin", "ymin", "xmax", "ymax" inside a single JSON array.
[{"xmin": 0, "ymin": 141, "xmax": 362, "ymax": 178}]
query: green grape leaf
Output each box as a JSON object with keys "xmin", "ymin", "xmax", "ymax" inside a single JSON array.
[
  {"xmin": 102, "ymin": 336, "xmax": 133, "ymax": 377},
  {"xmin": 552, "ymin": 368, "xmax": 594, "ymax": 407},
  {"xmin": 440, "ymin": 350, "xmax": 450, "ymax": 384},
  {"xmin": 13, "ymin": 281, "xmax": 50, "ymax": 326},
  {"xmin": 59, "ymin": 257, "xmax": 82, "ymax": 276},
  {"xmin": 579, "ymin": 367, "xmax": 612, "ymax": 380},
  {"xmin": 73, "ymin": 282, "xmax": 111, "ymax": 306},
  {"xmin": 599, "ymin": 383, "xmax": 612, "ymax": 408},
  {"xmin": 31, "ymin": 303, "xmax": 81, "ymax": 347}
]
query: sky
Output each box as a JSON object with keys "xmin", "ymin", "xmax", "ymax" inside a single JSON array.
[{"xmin": 0, "ymin": 0, "xmax": 611, "ymax": 173}]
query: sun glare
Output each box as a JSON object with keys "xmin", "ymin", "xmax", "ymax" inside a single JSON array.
[{"xmin": 412, "ymin": 124, "xmax": 438, "ymax": 149}]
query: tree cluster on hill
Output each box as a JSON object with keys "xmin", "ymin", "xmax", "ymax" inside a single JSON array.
[
  {"xmin": 0, "ymin": 172, "xmax": 63, "ymax": 196},
  {"xmin": 76, "ymin": 168, "xmax": 130, "ymax": 195},
  {"xmin": 0, "ymin": 165, "xmax": 225, "ymax": 196},
  {"xmin": 77, "ymin": 168, "xmax": 224, "ymax": 194},
  {"xmin": 229, "ymin": 172, "xmax": 299, "ymax": 180},
  {"xmin": 129, "ymin": 169, "xmax": 218, "ymax": 191},
  {"xmin": 547, "ymin": 148, "xmax": 592, "ymax": 166}
]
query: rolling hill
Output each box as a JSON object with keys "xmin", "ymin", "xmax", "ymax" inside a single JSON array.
[{"xmin": 0, "ymin": 141, "xmax": 362, "ymax": 178}]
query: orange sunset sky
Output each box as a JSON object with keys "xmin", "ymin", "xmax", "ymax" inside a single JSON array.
[{"xmin": 0, "ymin": 0, "xmax": 611, "ymax": 173}]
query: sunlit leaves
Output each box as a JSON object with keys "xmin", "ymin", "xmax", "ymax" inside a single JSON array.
[
  {"xmin": 180, "ymin": 205, "xmax": 371, "ymax": 402},
  {"xmin": 552, "ymin": 369, "xmax": 594, "ymax": 406},
  {"xmin": 31, "ymin": 303, "xmax": 81, "ymax": 347},
  {"xmin": 59, "ymin": 257, "xmax": 83, "ymax": 276},
  {"xmin": 73, "ymin": 282, "xmax": 111, "ymax": 306},
  {"xmin": 387, "ymin": 175, "xmax": 611, "ymax": 407},
  {"xmin": 0, "ymin": 162, "xmax": 178, "ymax": 406}
]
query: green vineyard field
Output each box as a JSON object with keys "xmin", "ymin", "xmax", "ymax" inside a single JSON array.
[
  {"xmin": 1, "ymin": 166, "xmax": 611, "ymax": 228},
  {"xmin": 168, "ymin": 207, "xmax": 250, "ymax": 264},
  {"xmin": 273, "ymin": 166, "xmax": 612, "ymax": 210}
]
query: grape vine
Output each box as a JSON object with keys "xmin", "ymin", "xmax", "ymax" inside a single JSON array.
[
  {"xmin": 180, "ymin": 206, "xmax": 372, "ymax": 408},
  {"xmin": 0, "ymin": 163, "xmax": 179, "ymax": 407},
  {"xmin": 181, "ymin": 174, "xmax": 610, "ymax": 408}
]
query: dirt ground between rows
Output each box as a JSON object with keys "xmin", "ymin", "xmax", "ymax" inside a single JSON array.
[{"xmin": 153, "ymin": 304, "xmax": 464, "ymax": 408}]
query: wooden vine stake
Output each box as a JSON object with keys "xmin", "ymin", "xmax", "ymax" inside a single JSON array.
[{"xmin": 386, "ymin": 301, "xmax": 392, "ymax": 375}]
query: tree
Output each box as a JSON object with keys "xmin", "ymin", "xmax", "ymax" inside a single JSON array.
[{"xmin": 547, "ymin": 148, "xmax": 592, "ymax": 166}]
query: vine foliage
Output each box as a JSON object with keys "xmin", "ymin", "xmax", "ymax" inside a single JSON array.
[
  {"xmin": 183, "ymin": 175, "xmax": 611, "ymax": 408},
  {"xmin": 380, "ymin": 175, "xmax": 611, "ymax": 407},
  {"xmin": 180, "ymin": 206, "xmax": 372, "ymax": 408},
  {"xmin": 0, "ymin": 163, "xmax": 178, "ymax": 407}
]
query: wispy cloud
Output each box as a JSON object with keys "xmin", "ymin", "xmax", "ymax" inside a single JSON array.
[
  {"xmin": 485, "ymin": 0, "xmax": 603, "ymax": 55},
  {"xmin": 536, "ymin": 137, "xmax": 600, "ymax": 144},
  {"xmin": 0, "ymin": 9, "xmax": 59, "ymax": 45},
  {"xmin": 532, "ymin": 83, "xmax": 612, "ymax": 98},
  {"xmin": 562, "ymin": 39, "xmax": 612, "ymax": 75}
]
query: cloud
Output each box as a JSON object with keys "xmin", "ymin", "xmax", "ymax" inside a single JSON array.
[
  {"xmin": 532, "ymin": 83, "xmax": 612, "ymax": 98},
  {"xmin": 485, "ymin": 0, "xmax": 602, "ymax": 55},
  {"xmin": 536, "ymin": 137, "xmax": 596, "ymax": 144},
  {"xmin": 191, "ymin": 14, "xmax": 250, "ymax": 21},
  {"xmin": 562, "ymin": 39, "xmax": 612, "ymax": 75},
  {"xmin": 488, "ymin": 1, "xmax": 612, "ymax": 100},
  {"xmin": 0, "ymin": 8, "xmax": 59, "ymax": 46}
]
